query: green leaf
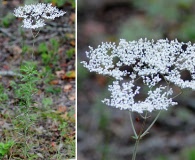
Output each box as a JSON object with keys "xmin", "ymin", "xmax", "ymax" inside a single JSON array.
[
  {"xmin": 2, "ymin": 13, "xmax": 15, "ymax": 27},
  {"xmin": 131, "ymin": 136, "xmax": 138, "ymax": 140}
]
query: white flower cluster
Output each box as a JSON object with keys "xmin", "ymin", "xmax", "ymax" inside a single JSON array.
[
  {"xmin": 82, "ymin": 38, "xmax": 195, "ymax": 113},
  {"xmin": 102, "ymin": 81, "xmax": 177, "ymax": 113},
  {"xmin": 14, "ymin": 3, "xmax": 66, "ymax": 29}
]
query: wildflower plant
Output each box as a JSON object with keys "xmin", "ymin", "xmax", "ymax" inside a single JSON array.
[
  {"xmin": 2, "ymin": 3, "xmax": 67, "ymax": 159},
  {"xmin": 81, "ymin": 38, "xmax": 195, "ymax": 159}
]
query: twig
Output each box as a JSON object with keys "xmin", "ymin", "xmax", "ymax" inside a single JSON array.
[
  {"xmin": 44, "ymin": 26, "xmax": 74, "ymax": 33},
  {"xmin": 0, "ymin": 71, "xmax": 21, "ymax": 77}
]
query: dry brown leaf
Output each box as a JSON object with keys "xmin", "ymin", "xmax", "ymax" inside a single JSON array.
[
  {"xmin": 58, "ymin": 47, "xmax": 65, "ymax": 55},
  {"xmin": 57, "ymin": 106, "xmax": 67, "ymax": 113},
  {"xmin": 55, "ymin": 70, "xmax": 65, "ymax": 78},
  {"xmin": 70, "ymin": 40, "xmax": 75, "ymax": 46},
  {"xmin": 50, "ymin": 80, "xmax": 59, "ymax": 85},
  {"xmin": 68, "ymin": 94, "xmax": 75, "ymax": 101},
  {"xmin": 63, "ymin": 84, "xmax": 72, "ymax": 92},
  {"xmin": 62, "ymin": 70, "xmax": 75, "ymax": 79},
  {"xmin": 12, "ymin": 45, "xmax": 22, "ymax": 55},
  {"xmin": 69, "ymin": 13, "xmax": 75, "ymax": 23},
  {"xmin": 65, "ymin": 33, "xmax": 74, "ymax": 39},
  {"xmin": 69, "ymin": 115, "xmax": 75, "ymax": 123}
]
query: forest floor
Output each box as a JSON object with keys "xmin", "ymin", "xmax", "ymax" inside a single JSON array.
[{"xmin": 0, "ymin": 1, "xmax": 75, "ymax": 159}]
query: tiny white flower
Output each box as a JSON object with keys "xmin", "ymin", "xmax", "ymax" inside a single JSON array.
[
  {"xmin": 102, "ymin": 81, "xmax": 177, "ymax": 113},
  {"xmin": 14, "ymin": 3, "xmax": 66, "ymax": 29},
  {"xmin": 22, "ymin": 18, "xmax": 45, "ymax": 29},
  {"xmin": 82, "ymin": 38, "xmax": 195, "ymax": 113}
]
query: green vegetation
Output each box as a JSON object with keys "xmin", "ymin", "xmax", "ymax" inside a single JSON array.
[
  {"xmin": 1, "ymin": 13, "xmax": 15, "ymax": 28},
  {"xmin": 66, "ymin": 48, "xmax": 75, "ymax": 59},
  {"xmin": 0, "ymin": 84, "xmax": 8, "ymax": 104},
  {"xmin": 42, "ymin": 97, "xmax": 53, "ymax": 109},
  {"xmin": 43, "ymin": 0, "xmax": 75, "ymax": 8},
  {"xmin": 9, "ymin": 62, "xmax": 40, "ymax": 159},
  {"xmin": 0, "ymin": 59, "xmax": 74, "ymax": 159},
  {"xmin": 155, "ymin": 147, "xmax": 195, "ymax": 160},
  {"xmin": 38, "ymin": 38, "xmax": 59, "ymax": 66},
  {"xmin": 180, "ymin": 147, "xmax": 195, "ymax": 160},
  {"xmin": 0, "ymin": 141, "xmax": 14, "ymax": 159}
]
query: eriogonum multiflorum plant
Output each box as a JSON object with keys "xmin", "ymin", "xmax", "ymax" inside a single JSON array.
[
  {"xmin": 14, "ymin": 3, "xmax": 66, "ymax": 29},
  {"xmin": 11, "ymin": 3, "xmax": 66, "ymax": 159},
  {"xmin": 81, "ymin": 38, "xmax": 195, "ymax": 159}
]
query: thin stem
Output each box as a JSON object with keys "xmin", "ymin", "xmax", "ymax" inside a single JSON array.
[
  {"xmin": 31, "ymin": 29, "xmax": 41, "ymax": 38},
  {"xmin": 140, "ymin": 110, "xmax": 161, "ymax": 138},
  {"xmin": 132, "ymin": 138, "xmax": 139, "ymax": 160},
  {"xmin": 172, "ymin": 91, "xmax": 182, "ymax": 99},
  {"xmin": 131, "ymin": 111, "xmax": 147, "ymax": 160},
  {"xmin": 129, "ymin": 111, "xmax": 138, "ymax": 139},
  {"xmin": 30, "ymin": 29, "xmax": 40, "ymax": 59},
  {"xmin": 161, "ymin": 74, "xmax": 170, "ymax": 85},
  {"xmin": 24, "ymin": 129, "xmax": 27, "ymax": 159},
  {"xmin": 139, "ymin": 113, "xmax": 150, "ymax": 119}
]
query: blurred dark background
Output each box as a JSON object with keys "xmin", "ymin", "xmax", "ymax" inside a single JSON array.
[{"xmin": 77, "ymin": 0, "xmax": 195, "ymax": 160}]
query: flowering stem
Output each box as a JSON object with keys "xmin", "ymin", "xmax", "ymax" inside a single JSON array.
[
  {"xmin": 30, "ymin": 29, "xmax": 40, "ymax": 59},
  {"xmin": 131, "ymin": 111, "xmax": 161, "ymax": 160},
  {"xmin": 131, "ymin": 111, "xmax": 148, "ymax": 160},
  {"xmin": 132, "ymin": 138, "xmax": 140, "ymax": 160},
  {"xmin": 129, "ymin": 111, "xmax": 138, "ymax": 139},
  {"xmin": 172, "ymin": 91, "xmax": 182, "ymax": 99},
  {"xmin": 140, "ymin": 110, "xmax": 161, "ymax": 138}
]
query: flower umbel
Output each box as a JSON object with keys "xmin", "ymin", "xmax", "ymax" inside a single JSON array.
[
  {"xmin": 82, "ymin": 38, "xmax": 195, "ymax": 113},
  {"xmin": 14, "ymin": 3, "xmax": 66, "ymax": 29},
  {"xmin": 102, "ymin": 81, "xmax": 177, "ymax": 113}
]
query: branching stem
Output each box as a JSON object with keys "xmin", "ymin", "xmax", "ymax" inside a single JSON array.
[{"xmin": 130, "ymin": 110, "xmax": 161, "ymax": 160}]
